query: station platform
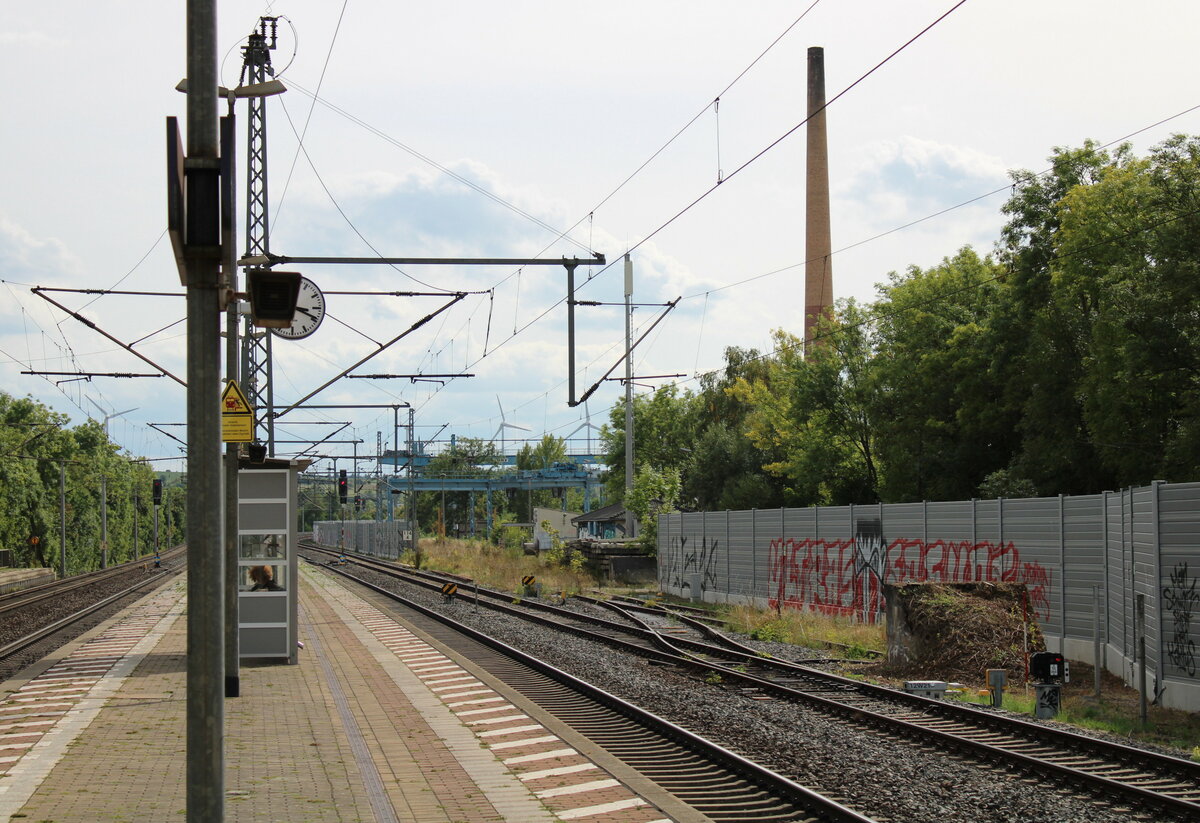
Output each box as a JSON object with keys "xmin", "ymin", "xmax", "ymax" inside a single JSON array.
[{"xmin": 0, "ymin": 564, "xmax": 677, "ymax": 822}]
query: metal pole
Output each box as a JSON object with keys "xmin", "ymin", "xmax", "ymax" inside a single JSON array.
[
  {"xmin": 100, "ymin": 474, "xmax": 108, "ymax": 569},
  {"xmin": 59, "ymin": 461, "xmax": 66, "ymax": 579},
  {"xmin": 155, "ymin": 505, "xmax": 160, "ymax": 555},
  {"xmin": 223, "ymin": 105, "xmax": 240, "ymax": 700},
  {"xmin": 623, "ymin": 254, "xmax": 634, "ymax": 538},
  {"xmin": 1138, "ymin": 593, "xmax": 1148, "ymax": 727},
  {"xmin": 408, "ymin": 408, "xmax": 416, "ymax": 557},
  {"xmin": 1093, "ymin": 585, "xmax": 1102, "ymax": 699},
  {"xmin": 134, "ymin": 492, "xmax": 139, "ymax": 557},
  {"xmin": 567, "ymin": 263, "xmax": 577, "ymax": 406},
  {"xmin": 185, "ymin": 0, "xmax": 224, "ymax": 817}
]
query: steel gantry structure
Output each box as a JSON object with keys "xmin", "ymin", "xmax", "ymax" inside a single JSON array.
[{"xmin": 240, "ymin": 17, "xmax": 279, "ymax": 453}]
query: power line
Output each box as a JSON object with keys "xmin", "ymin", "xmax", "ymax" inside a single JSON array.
[
  {"xmin": 272, "ymin": 1, "xmax": 349, "ymax": 233},
  {"xmin": 409, "ymin": 0, "xmax": 972, "ymax": 423}
]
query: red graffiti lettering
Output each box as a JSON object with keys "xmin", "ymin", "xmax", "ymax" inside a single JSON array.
[{"xmin": 767, "ymin": 536, "xmax": 1054, "ymax": 624}]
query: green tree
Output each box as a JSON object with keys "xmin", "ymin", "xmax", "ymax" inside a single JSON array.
[
  {"xmin": 733, "ymin": 301, "xmax": 880, "ymax": 505},
  {"xmin": 600, "ymin": 384, "xmax": 698, "ymax": 499},
  {"xmin": 684, "ymin": 347, "xmax": 788, "ymax": 510},
  {"xmin": 995, "ymin": 141, "xmax": 1125, "ymax": 494},
  {"xmin": 625, "ymin": 465, "xmax": 681, "ymax": 552},
  {"xmin": 1050, "ymin": 135, "xmax": 1200, "ymax": 484},
  {"xmin": 870, "ymin": 247, "xmax": 1013, "ymax": 501},
  {"xmin": 415, "ymin": 438, "xmax": 507, "ymax": 539},
  {"xmin": 513, "ymin": 434, "xmax": 571, "ymax": 523}
]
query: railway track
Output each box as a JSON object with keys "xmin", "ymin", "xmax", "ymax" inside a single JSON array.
[
  {"xmin": 0, "ymin": 547, "xmax": 184, "ymax": 669},
  {"xmin": 306, "ymin": 550, "xmax": 876, "ymax": 823},
  {"xmin": 304, "ymin": 542, "xmax": 1200, "ymax": 821},
  {"xmin": 0, "ymin": 546, "xmax": 183, "ymax": 616}
]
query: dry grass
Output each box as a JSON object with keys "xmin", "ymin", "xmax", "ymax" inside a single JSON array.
[
  {"xmin": 411, "ymin": 537, "xmax": 597, "ymax": 597},
  {"xmin": 722, "ymin": 603, "xmax": 886, "ymax": 657}
]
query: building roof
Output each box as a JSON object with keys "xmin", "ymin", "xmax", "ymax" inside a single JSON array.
[{"xmin": 571, "ymin": 502, "xmax": 628, "ymax": 525}]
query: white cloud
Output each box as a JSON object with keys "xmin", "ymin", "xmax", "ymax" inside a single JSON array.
[
  {"xmin": 0, "ymin": 217, "xmax": 82, "ymax": 287},
  {"xmin": 840, "ymin": 136, "xmax": 1008, "ymax": 225}
]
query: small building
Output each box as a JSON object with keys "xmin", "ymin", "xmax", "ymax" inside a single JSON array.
[
  {"xmin": 571, "ymin": 502, "xmax": 635, "ymax": 540},
  {"xmin": 532, "ymin": 507, "xmax": 578, "ymax": 551}
]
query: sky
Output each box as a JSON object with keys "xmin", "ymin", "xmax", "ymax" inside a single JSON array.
[{"xmin": 3, "ymin": 1, "xmax": 1200, "ymax": 476}]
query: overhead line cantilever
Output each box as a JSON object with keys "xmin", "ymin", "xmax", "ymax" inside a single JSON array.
[
  {"xmin": 575, "ymin": 297, "xmax": 680, "ymax": 406},
  {"xmin": 274, "ymin": 293, "xmax": 467, "ymax": 418},
  {"xmin": 30, "ymin": 287, "xmax": 186, "ymax": 386}
]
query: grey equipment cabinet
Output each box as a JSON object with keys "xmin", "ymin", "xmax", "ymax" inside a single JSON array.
[{"xmin": 237, "ymin": 460, "xmax": 307, "ymax": 664}]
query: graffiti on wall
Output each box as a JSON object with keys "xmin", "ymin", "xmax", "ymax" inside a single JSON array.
[
  {"xmin": 663, "ymin": 534, "xmax": 721, "ymax": 594},
  {"xmin": 768, "ymin": 531, "xmax": 1053, "ymax": 624},
  {"xmin": 1163, "ymin": 562, "xmax": 1199, "ymax": 677}
]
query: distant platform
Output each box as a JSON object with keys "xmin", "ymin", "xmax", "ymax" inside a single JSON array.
[{"xmin": 0, "ymin": 567, "xmax": 54, "ymax": 595}]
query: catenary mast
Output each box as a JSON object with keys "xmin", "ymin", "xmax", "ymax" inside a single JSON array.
[{"xmin": 240, "ymin": 17, "xmax": 278, "ymax": 453}]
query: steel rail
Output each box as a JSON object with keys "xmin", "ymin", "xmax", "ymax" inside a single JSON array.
[
  {"xmin": 304, "ymin": 543, "xmax": 1200, "ymax": 820},
  {"xmin": 0, "ymin": 566, "xmax": 178, "ymax": 662},
  {"xmin": 310, "ymin": 557, "xmax": 878, "ymax": 823}
]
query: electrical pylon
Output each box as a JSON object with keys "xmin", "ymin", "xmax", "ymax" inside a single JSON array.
[{"xmin": 239, "ymin": 16, "xmax": 278, "ymax": 454}]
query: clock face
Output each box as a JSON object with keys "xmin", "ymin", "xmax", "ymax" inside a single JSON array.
[{"xmin": 272, "ymin": 276, "xmax": 325, "ymax": 340}]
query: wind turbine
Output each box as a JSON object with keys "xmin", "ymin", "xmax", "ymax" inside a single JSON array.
[
  {"xmin": 565, "ymin": 400, "xmax": 601, "ymax": 458},
  {"xmin": 491, "ymin": 396, "xmax": 530, "ymax": 458},
  {"xmin": 88, "ymin": 397, "xmax": 138, "ymax": 440}
]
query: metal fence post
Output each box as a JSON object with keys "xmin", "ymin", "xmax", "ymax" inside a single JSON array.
[
  {"xmin": 725, "ymin": 512, "xmax": 731, "ymax": 604},
  {"xmin": 1138, "ymin": 593, "xmax": 1148, "ymax": 726},
  {"xmin": 751, "ymin": 509, "xmax": 757, "ymax": 606},
  {"xmin": 1093, "ymin": 585, "xmax": 1102, "ymax": 698},
  {"xmin": 1152, "ymin": 480, "xmax": 1164, "ymax": 696},
  {"xmin": 1059, "ymin": 494, "xmax": 1066, "ymax": 642}
]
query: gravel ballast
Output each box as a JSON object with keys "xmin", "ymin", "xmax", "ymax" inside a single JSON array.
[{"xmin": 327, "ymin": 560, "xmax": 1159, "ymax": 823}]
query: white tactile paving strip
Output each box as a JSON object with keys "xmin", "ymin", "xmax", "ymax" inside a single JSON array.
[
  {"xmin": 0, "ymin": 582, "xmax": 185, "ymax": 816},
  {"xmin": 308, "ymin": 566, "xmax": 674, "ymax": 823}
]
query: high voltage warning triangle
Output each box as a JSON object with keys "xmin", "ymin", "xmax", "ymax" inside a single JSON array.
[{"xmin": 221, "ymin": 380, "xmax": 253, "ymax": 414}]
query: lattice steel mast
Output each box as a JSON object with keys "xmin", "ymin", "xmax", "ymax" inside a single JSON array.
[{"xmin": 240, "ymin": 17, "xmax": 278, "ymax": 453}]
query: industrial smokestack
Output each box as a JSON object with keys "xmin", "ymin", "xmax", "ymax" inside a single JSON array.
[{"xmin": 804, "ymin": 46, "xmax": 833, "ymax": 354}]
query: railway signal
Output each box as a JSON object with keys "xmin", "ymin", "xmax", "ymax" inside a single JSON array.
[
  {"xmin": 152, "ymin": 478, "xmax": 163, "ymax": 506},
  {"xmin": 338, "ymin": 470, "xmax": 347, "ymax": 504}
]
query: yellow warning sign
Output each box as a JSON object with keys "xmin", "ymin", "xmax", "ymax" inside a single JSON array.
[
  {"xmin": 221, "ymin": 380, "xmax": 252, "ymax": 414},
  {"xmin": 222, "ymin": 414, "xmax": 253, "ymax": 443},
  {"xmin": 221, "ymin": 380, "xmax": 254, "ymax": 442}
]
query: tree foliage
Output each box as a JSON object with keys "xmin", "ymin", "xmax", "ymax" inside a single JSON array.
[
  {"xmin": 0, "ymin": 391, "xmax": 168, "ymax": 572},
  {"xmin": 603, "ymin": 136, "xmax": 1200, "ymax": 511}
]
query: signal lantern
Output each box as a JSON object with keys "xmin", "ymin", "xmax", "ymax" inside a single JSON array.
[
  {"xmin": 152, "ymin": 478, "xmax": 163, "ymax": 506},
  {"xmin": 337, "ymin": 470, "xmax": 348, "ymax": 504}
]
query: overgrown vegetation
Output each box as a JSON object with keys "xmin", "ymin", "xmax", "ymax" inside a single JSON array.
[
  {"xmin": 723, "ymin": 604, "xmax": 885, "ymax": 657},
  {"xmin": 721, "ymin": 596, "xmax": 1200, "ymax": 753},
  {"xmin": 893, "ymin": 583, "xmax": 1039, "ymax": 681},
  {"xmin": 405, "ymin": 536, "xmax": 596, "ymax": 596},
  {"xmin": 949, "ymin": 662, "xmax": 1200, "ymax": 754}
]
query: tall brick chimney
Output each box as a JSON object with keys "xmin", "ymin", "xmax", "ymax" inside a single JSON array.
[{"xmin": 804, "ymin": 46, "xmax": 833, "ymax": 354}]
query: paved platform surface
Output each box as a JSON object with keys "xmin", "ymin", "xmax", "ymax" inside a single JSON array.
[{"xmin": 0, "ymin": 565, "xmax": 677, "ymax": 822}]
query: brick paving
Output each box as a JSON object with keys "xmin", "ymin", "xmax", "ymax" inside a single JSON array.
[{"xmin": 1, "ymin": 567, "xmax": 675, "ymax": 822}]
